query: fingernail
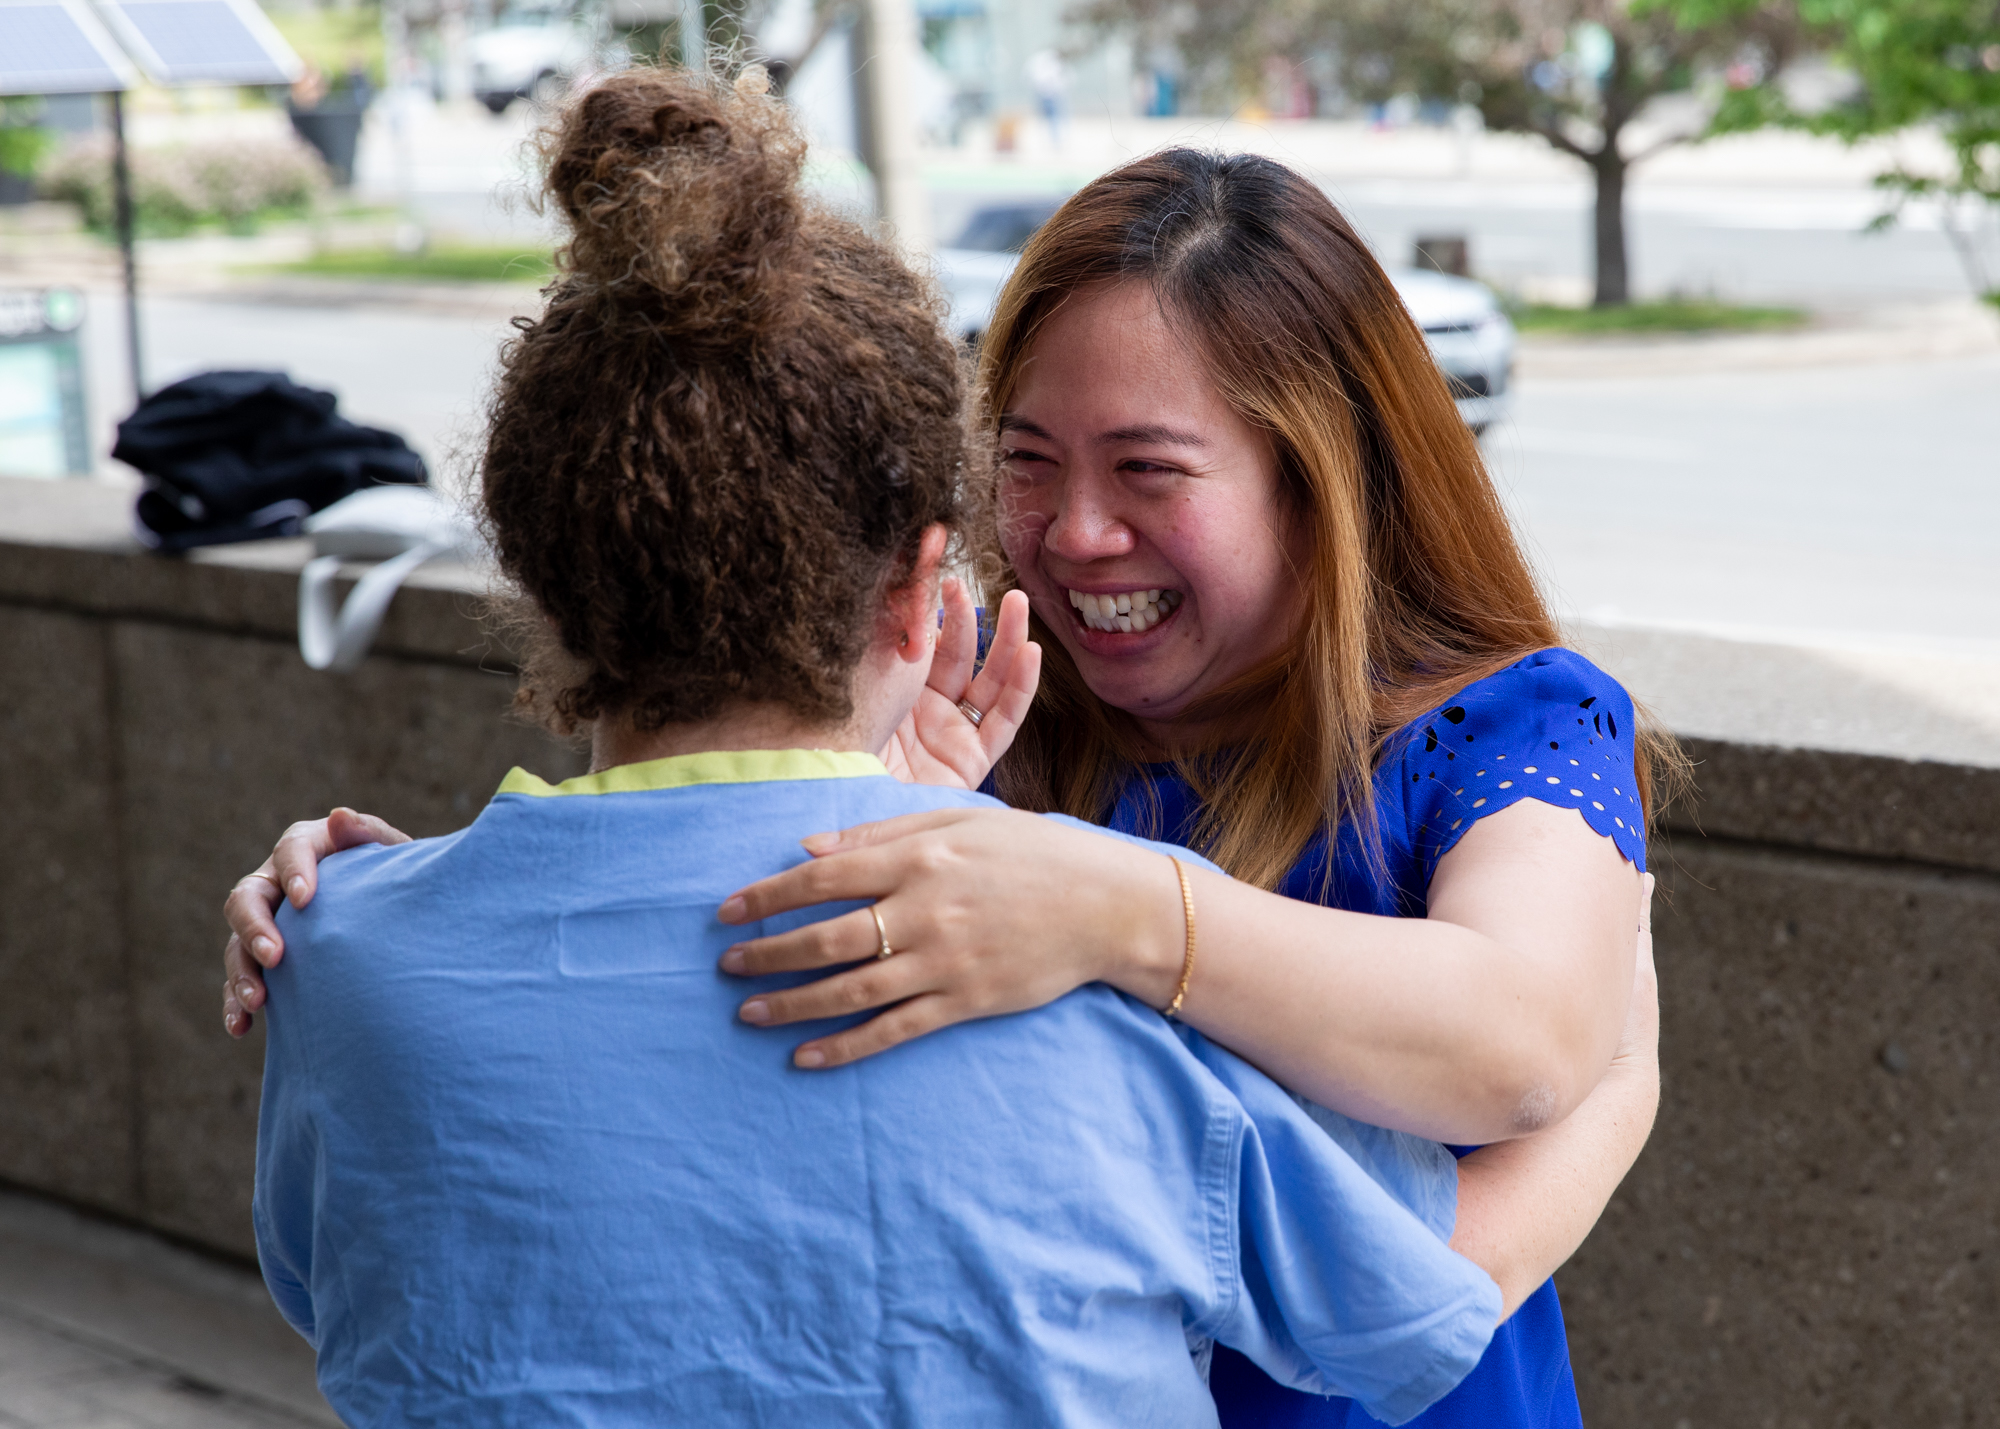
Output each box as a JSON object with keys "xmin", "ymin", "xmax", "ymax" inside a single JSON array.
[
  {"xmin": 235, "ymin": 978, "xmax": 259, "ymax": 1005},
  {"xmin": 718, "ymin": 947, "xmax": 745, "ymax": 974},
  {"xmin": 800, "ymin": 832, "xmax": 839, "ymax": 855},
  {"xmin": 796, "ymin": 1048, "xmax": 826, "ymax": 1068},
  {"xmin": 286, "ymin": 876, "xmax": 308, "ymax": 906},
  {"xmin": 739, "ymin": 999, "xmax": 770, "ymax": 1025},
  {"xmin": 251, "ymin": 936, "xmax": 276, "ymax": 965},
  {"xmin": 224, "ymin": 1010, "xmax": 241, "ymax": 1036},
  {"xmin": 717, "ymin": 895, "xmax": 746, "ymax": 923}
]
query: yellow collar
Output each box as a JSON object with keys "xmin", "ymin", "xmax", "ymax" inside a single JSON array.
[{"xmin": 496, "ymin": 748, "xmax": 889, "ymax": 798}]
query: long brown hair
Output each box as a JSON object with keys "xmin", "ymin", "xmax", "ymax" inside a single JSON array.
[{"xmin": 984, "ymin": 148, "xmax": 1678, "ymax": 891}]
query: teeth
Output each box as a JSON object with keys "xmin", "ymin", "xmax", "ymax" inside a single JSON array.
[{"xmin": 1062, "ymin": 586, "xmax": 1181, "ymax": 633}]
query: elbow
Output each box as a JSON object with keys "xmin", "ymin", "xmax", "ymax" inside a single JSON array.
[{"xmin": 1474, "ymin": 1022, "xmax": 1611, "ymax": 1142}]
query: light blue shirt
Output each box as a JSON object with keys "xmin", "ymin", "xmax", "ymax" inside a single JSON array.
[{"xmin": 254, "ymin": 750, "xmax": 1499, "ymax": 1427}]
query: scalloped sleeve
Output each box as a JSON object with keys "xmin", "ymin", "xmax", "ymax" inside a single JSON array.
[{"xmin": 1393, "ymin": 648, "xmax": 1647, "ymax": 882}]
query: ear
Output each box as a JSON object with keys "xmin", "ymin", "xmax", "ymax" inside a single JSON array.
[{"xmin": 884, "ymin": 524, "xmax": 950, "ymax": 666}]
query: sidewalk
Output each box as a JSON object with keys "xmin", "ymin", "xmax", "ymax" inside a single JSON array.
[{"xmin": 0, "ymin": 1189, "xmax": 333, "ymax": 1427}]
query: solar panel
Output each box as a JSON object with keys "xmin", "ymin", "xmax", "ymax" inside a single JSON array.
[
  {"xmin": 92, "ymin": 0, "xmax": 300, "ymax": 87},
  {"xmin": 0, "ymin": 0, "xmax": 136, "ymax": 95}
]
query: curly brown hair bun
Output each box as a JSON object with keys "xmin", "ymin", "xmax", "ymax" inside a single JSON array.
[{"xmin": 484, "ymin": 64, "xmax": 980, "ymax": 735}]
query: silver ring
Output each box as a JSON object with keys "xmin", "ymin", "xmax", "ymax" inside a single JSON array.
[
  {"xmin": 870, "ymin": 905, "xmax": 895, "ymax": 961},
  {"xmin": 956, "ymin": 699, "xmax": 984, "ymax": 729}
]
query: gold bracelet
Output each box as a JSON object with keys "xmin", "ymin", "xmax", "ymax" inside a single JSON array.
[{"xmin": 1162, "ymin": 856, "xmax": 1197, "ymax": 1018}]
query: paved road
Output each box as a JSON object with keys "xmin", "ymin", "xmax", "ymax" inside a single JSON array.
[
  {"xmin": 1487, "ymin": 350, "xmax": 2000, "ymax": 652},
  {"xmin": 72, "ymin": 291, "xmax": 1998, "ymax": 654}
]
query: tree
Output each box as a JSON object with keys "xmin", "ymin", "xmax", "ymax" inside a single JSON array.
[
  {"xmin": 1662, "ymin": 0, "xmax": 2000, "ymax": 297},
  {"xmin": 1075, "ymin": 0, "xmax": 1801, "ymax": 306}
]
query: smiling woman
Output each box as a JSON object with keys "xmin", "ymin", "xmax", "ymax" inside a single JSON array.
[
  {"xmin": 712, "ymin": 150, "xmax": 1677, "ymax": 1429},
  {"xmin": 983, "ymin": 154, "xmax": 1577, "ymax": 892}
]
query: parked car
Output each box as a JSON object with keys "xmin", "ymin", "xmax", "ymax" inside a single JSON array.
[
  {"xmin": 934, "ymin": 200, "xmax": 1061, "ymax": 346},
  {"xmin": 470, "ymin": 16, "xmax": 597, "ymax": 114},
  {"xmin": 935, "ymin": 202, "xmax": 1515, "ymax": 432},
  {"xmin": 1383, "ymin": 265, "xmax": 1516, "ymax": 434}
]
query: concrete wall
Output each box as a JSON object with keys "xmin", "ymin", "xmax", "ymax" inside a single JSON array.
[
  {"xmin": 2, "ymin": 478, "xmax": 1994, "ymax": 1423},
  {"xmin": 1561, "ymin": 740, "xmax": 1999, "ymax": 1427},
  {"xmin": 0, "ymin": 481, "xmax": 583, "ymax": 1254}
]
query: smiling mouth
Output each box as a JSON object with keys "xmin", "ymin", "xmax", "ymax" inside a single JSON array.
[{"xmin": 1064, "ymin": 586, "xmax": 1183, "ymax": 634}]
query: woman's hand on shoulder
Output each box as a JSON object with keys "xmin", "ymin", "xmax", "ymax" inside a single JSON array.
[
  {"xmin": 222, "ymin": 808, "xmax": 411, "ymax": 1038},
  {"xmin": 878, "ymin": 583, "xmax": 1040, "ymax": 791},
  {"xmin": 714, "ymin": 807, "xmax": 1185, "ymax": 1069}
]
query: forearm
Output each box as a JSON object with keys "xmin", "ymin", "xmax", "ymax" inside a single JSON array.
[
  {"xmin": 1101, "ymin": 801, "xmax": 1639, "ymax": 1146},
  {"xmin": 1124, "ymin": 868, "xmax": 1619, "ymax": 1145},
  {"xmin": 1448, "ymin": 1053, "xmax": 1660, "ymax": 1319}
]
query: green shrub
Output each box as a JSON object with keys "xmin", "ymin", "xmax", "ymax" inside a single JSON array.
[
  {"xmin": 0, "ymin": 98, "xmax": 54, "ymax": 179},
  {"xmin": 38, "ymin": 133, "xmax": 329, "ymax": 235}
]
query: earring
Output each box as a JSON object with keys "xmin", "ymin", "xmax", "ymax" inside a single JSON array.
[{"xmin": 899, "ymin": 631, "xmax": 910, "ymax": 647}]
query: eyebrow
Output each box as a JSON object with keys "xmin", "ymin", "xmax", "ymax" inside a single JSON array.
[
  {"xmin": 996, "ymin": 415, "xmax": 1210, "ymax": 449},
  {"xmin": 997, "ymin": 414, "xmax": 1055, "ymax": 440},
  {"xmin": 1095, "ymin": 424, "xmax": 1208, "ymax": 449}
]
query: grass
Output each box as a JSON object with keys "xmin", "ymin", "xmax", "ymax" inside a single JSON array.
[
  {"xmin": 1511, "ymin": 298, "xmax": 1809, "ymax": 337},
  {"xmin": 268, "ymin": 246, "xmax": 556, "ymax": 284}
]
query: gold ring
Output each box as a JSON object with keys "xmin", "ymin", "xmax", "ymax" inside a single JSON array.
[
  {"xmin": 956, "ymin": 699, "xmax": 984, "ymax": 729},
  {"xmin": 870, "ymin": 904, "xmax": 894, "ymax": 961}
]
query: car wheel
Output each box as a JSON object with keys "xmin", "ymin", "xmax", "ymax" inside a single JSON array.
[
  {"xmin": 1469, "ymin": 422, "xmax": 1489, "ymax": 437},
  {"xmin": 481, "ymin": 93, "xmax": 513, "ymax": 115}
]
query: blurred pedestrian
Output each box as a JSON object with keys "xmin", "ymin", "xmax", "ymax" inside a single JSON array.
[{"xmin": 1027, "ymin": 47, "xmax": 1066, "ymax": 149}]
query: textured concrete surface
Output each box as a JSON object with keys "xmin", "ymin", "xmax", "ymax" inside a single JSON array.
[
  {"xmin": 0, "ymin": 1188, "xmax": 331, "ymax": 1427},
  {"xmin": 0, "ymin": 482, "xmax": 583, "ymax": 1256},
  {"xmin": 0, "ymin": 608, "xmax": 137, "ymax": 1219},
  {"xmin": 1562, "ymin": 836, "xmax": 2000, "ymax": 1428},
  {"xmin": 1576, "ymin": 622, "xmax": 2000, "ymax": 771}
]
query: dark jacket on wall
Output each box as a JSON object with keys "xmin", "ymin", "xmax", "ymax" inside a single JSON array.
[{"xmin": 117, "ymin": 370, "xmax": 426, "ymax": 552}]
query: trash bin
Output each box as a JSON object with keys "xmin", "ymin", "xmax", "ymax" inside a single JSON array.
[{"xmin": 289, "ymin": 102, "xmax": 366, "ymax": 187}]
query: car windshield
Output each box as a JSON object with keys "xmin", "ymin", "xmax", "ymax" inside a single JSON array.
[{"xmin": 951, "ymin": 204, "xmax": 1059, "ymax": 253}]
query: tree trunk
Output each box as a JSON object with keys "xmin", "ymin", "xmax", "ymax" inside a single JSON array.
[{"xmin": 1590, "ymin": 143, "xmax": 1630, "ymax": 307}]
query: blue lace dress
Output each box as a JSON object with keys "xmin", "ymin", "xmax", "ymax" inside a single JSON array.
[{"xmin": 1102, "ymin": 648, "xmax": 1647, "ymax": 1428}]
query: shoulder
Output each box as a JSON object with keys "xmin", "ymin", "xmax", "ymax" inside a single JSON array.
[
  {"xmin": 1387, "ymin": 648, "xmax": 1646, "ymax": 876},
  {"xmin": 1387, "ymin": 648, "xmax": 1635, "ymax": 770},
  {"xmin": 274, "ymin": 830, "xmax": 470, "ymax": 953},
  {"xmin": 1413, "ymin": 648, "xmax": 1633, "ymax": 744}
]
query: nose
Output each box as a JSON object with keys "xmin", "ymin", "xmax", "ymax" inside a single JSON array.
[{"xmin": 1041, "ymin": 471, "xmax": 1136, "ymax": 565}]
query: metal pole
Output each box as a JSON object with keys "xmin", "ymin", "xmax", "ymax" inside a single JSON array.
[
  {"xmin": 108, "ymin": 89, "xmax": 143, "ymax": 402},
  {"xmin": 678, "ymin": 0, "xmax": 706, "ymax": 70},
  {"xmin": 859, "ymin": 0, "xmax": 929, "ymax": 254}
]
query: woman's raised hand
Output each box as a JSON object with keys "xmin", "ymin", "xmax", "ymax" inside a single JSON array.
[
  {"xmin": 715, "ymin": 807, "xmax": 1186, "ymax": 1069},
  {"xmin": 878, "ymin": 582, "xmax": 1040, "ymax": 790},
  {"xmin": 221, "ymin": 808, "xmax": 412, "ymax": 1037}
]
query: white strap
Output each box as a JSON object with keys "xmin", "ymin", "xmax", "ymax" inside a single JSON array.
[{"xmin": 298, "ymin": 540, "xmax": 449, "ymax": 673}]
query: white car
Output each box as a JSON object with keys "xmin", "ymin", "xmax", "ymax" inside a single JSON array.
[
  {"xmin": 1383, "ymin": 266, "xmax": 1516, "ymax": 433},
  {"xmin": 471, "ymin": 18, "xmax": 597, "ymax": 114},
  {"xmin": 936, "ymin": 204, "xmax": 1515, "ymax": 432}
]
